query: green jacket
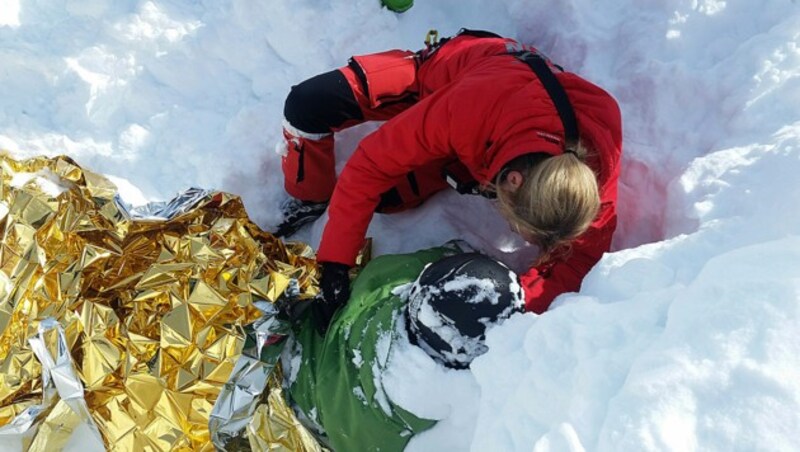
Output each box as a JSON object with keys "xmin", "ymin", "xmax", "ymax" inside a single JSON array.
[{"xmin": 288, "ymin": 247, "xmax": 452, "ymax": 451}]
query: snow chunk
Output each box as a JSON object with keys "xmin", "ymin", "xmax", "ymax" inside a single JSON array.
[
  {"xmin": 382, "ymin": 314, "xmax": 481, "ymax": 451},
  {"xmin": 352, "ymin": 349, "xmax": 363, "ymax": 369},
  {"xmin": 442, "ymin": 275, "xmax": 500, "ymax": 304},
  {"xmin": 10, "ymin": 169, "xmax": 71, "ymax": 197},
  {"xmin": 352, "ymin": 386, "xmax": 367, "ymax": 406},
  {"xmin": 372, "ymin": 361, "xmax": 392, "ymax": 417}
]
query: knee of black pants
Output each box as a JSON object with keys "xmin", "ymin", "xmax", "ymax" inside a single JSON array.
[{"xmin": 284, "ymin": 69, "xmax": 364, "ymax": 134}]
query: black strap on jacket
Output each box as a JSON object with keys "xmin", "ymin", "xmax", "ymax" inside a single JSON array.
[
  {"xmin": 513, "ymin": 51, "xmax": 580, "ymax": 151},
  {"xmin": 441, "ymin": 44, "xmax": 582, "ymax": 198},
  {"xmin": 422, "ymin": 33, "xmax": 578, "ymax": 151}
]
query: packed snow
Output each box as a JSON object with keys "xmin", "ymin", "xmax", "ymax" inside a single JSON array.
[{"xmin": 1, "ymin": 0, "xmax": 800, "ymax": 450}]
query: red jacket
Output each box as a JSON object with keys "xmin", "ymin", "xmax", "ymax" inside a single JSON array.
[{"xmin": 318, "ymin": 35, "xmax": 623, "ymax": 313}]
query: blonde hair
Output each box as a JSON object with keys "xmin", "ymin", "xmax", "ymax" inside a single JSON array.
[{"xmin": 495, "ymin": 142, "xmax": 600, "ymax": 260}]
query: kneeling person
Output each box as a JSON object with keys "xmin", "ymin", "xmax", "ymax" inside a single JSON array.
[{"xmin": 284, "ymin": 248, "xmax": 524, "ymax": 451}]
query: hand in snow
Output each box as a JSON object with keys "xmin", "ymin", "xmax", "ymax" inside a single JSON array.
[{"xmin": 312, "ymin": 262, "xmax": 351, "ymax": 335}]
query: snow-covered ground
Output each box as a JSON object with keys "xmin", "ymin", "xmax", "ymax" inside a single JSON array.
[{"xmin": 1, "ymin": 0, "xmax": 799, "ymax": 450}]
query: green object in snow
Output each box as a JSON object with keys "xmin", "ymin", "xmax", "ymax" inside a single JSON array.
[
  {"xmin": 288, "ymin": 246, "xmax": 457, "ymax": 451},
  {"xmin": 382, "ymin": 0, "xmax": 413, "ymax": 13}
]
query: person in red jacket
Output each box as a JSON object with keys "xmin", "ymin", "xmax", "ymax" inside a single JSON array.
[{"xmin": 274, "ymin": 29, "xmax": 622, "ymax": 332}]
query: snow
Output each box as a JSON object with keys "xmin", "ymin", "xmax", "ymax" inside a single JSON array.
[
  {"xmin": 9, "ymin": 168, "xmax": 71, "ymax": 196},
  {"xmin": 353, "ymin": 386, "xmax": 368, "ymax": 405},
  {"xmin": 373, "ymin": 329, "xmax": 395, "ymax": 416},
  {"xmin": 280, "ymin": 335, "xmax": 304, "ymax": 388},
  {"xmin": 383, "ymin": 315, "xmax": 482, "ymax": 452},
  {"xmin": 372, "ymin": 360, "xmax": 393, "ymax": 417},
  {"xmin": 352, "ymin": 349, "xmax": 364, "ymax": 369},
  {"xmin": 469, "ymin": 238, "xmax": 800, "ymax": 451},
  {"xmin": 443, "ymin": 276, "xmax": 501, "ymax": 305},
  {"xmin": 1, "ymin": 0, "xmax": 800, "ymax": 451},
  {"xmin": 0, "ymin": 0, "xmax": 20, "ymax": 27}
]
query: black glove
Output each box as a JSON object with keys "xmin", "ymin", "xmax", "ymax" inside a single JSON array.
[{"xmin": 311, "ymin": 262, "xmax": 351, "ymax": 335}]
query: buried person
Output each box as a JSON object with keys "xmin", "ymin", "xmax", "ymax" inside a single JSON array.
[{"xmin": 282, "ymin": 247, "xmax": 524, "ymax": 451}]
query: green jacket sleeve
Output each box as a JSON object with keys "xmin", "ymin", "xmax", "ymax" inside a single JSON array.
[{"xmin": 288, "ymin": 247, "xmax": 454, "ymax": 451}]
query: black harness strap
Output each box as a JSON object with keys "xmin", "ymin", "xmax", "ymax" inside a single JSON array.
[
  {"xmin": 421, "ymin": 33, "xmax": 579, "ymax": 151},
  {"xmin": 439, "ymin": 44, "xmax": 582, "ymax": 198},
  {"xmin": 515, "ymin": 51, "xmax": 580, "ymax": 150}
]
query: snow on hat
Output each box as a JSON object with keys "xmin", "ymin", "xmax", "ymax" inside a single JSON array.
[{"xmin": 405, "ymin": 253, "xmax": 525, "ymax": 369}]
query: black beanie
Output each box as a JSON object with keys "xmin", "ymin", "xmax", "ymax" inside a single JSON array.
[{"xmin": 405, "ymin": 253, "xmax": 524, "ymax": 368}]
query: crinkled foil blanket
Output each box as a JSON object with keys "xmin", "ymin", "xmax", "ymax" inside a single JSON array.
[{"xmin": 0, "ymin": 154, "xmax": 324, "ymax": 451}]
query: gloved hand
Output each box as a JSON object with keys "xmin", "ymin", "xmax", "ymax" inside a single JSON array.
[{"xmin": 311, "ymin": 262, "xmax": 351, "ymax": 335}]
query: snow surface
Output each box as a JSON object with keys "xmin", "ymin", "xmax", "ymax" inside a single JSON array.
[
  {"xmin": 383, "ymin": 313, "xmax": 483, "ymax": 452},
  {"xmin": 9, "ymin": 168, "xmax": 71, "ymax": 196},
  {"xmin": 2, "ymin": 0, "xmax": 800, "ymax": 450}
]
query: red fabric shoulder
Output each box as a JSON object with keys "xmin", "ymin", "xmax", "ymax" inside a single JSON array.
[{"xmin": 416, "ymin": 34, "xmax": 515, "ymax": 96}]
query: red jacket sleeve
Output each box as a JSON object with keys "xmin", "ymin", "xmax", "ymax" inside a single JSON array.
[
  {"xmin": 520, "ymin": 200, "xmax": 617, "ymax": 313},
  {"xmin": 317, "ymin": 89, "xmax": 458, "ymax": 266}
]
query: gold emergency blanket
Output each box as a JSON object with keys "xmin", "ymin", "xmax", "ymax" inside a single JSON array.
[{"xmin": 0, "ymin": 154, "xmax": 321, "ymax": 450}]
